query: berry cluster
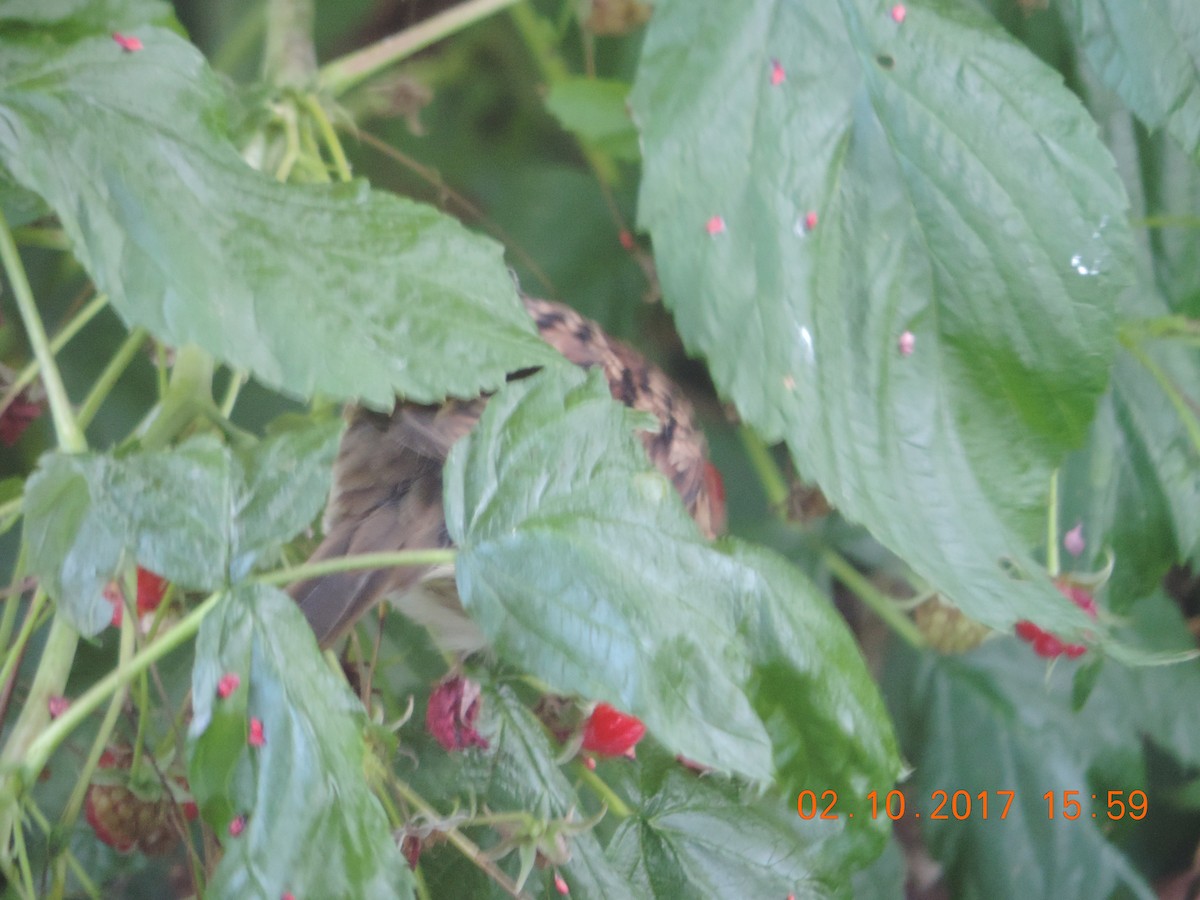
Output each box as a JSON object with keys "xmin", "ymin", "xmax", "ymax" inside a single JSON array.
[{"xmin": 1014, "ymin": 581, "xmax": 1097, "ymax": 659}]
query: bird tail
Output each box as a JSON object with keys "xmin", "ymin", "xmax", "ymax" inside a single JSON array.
[{"xmin": 288, "ymin": 525, "xmax": 432, "ymax": 648}]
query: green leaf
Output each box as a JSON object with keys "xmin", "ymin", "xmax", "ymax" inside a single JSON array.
[
  {"xmin": 1059, "ymin": 347, "xmax": 1200, "ymax": 605},
  {"xmin": 189, "ymin": 584, "xmax": 413, "ymax": 899},
  {"xmin": 24, "ymin": 438, "xmax": 230, "ymax": 633},
  {"xmin": 728, "ymin": 540, "xmax": 900, "ymax": 814},
  {"xmin": 0, "ymin": 0, "xmax": 175, "ymax": 35},
  {"xmin": 445, "ymin": 368, "xmax": 900, "ymax": 800},
  {"xmin": 1080, "ymin": 594, "xmax": 1200, "ymax": 771},
  {"xmin": 445, "ymin": 366, "xmax": 773, "ymax": 782},
  {"xmin": 0, "ymin": 175, "xmax": 48, "ymax": 228},
  {"xmin": 0, "ymin": 28, "xmax": 561, "ymax": 408},
  {"xmin": 227, "ymin": 416, "xmax": 345, "ymax": 580},
  {"xmin": 607, "ymin": 750, "xmax": 866, "ymax": 899},
  {"xmin": 883, "ymin": 590, "xmax": 1200, "ymax": 900},
  {"xmin": 885, "ymin": 640, "xmax": 1154, "ymax": 899},
  {"xmin": 631, "ymin": 0, "xmax": 1135, "ymax": 640},
  {"xmin": 22, "ymin": 420, "xmax": 340, "ymax": 633},
  {"xmin": 0, "ymin": 475, "xmax": 23, "ymax": 537},
  {"xmin": 1059, "ymin": 122, "xmax": 1200, "ymax": 601},
  {"xmin": 1062, "ymin": 0, "xmax": 1200, "ymax": 160},
  {"xmin": 545, "ymin": 78, "xmax": 641, "ymax": 161}
]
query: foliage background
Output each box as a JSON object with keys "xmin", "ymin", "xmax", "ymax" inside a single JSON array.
[{"xmin": 0, "ymin": 0, "xmax": 1198, "ymax": 897}]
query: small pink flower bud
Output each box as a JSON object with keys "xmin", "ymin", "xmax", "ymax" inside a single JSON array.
[{"xmin": 1064, "ymin": 522, "xmax": 1085, "ymax": 557}]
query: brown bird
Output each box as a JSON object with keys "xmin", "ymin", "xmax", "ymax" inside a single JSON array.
[{"xmin": 290, "ymin": 296, "xmax": 725, "ymax": 650}]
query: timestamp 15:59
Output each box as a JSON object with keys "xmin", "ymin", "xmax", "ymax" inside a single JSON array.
[{"xmin": 1045, "ymin": 790, "xmax": 1147, "ymax": 820}]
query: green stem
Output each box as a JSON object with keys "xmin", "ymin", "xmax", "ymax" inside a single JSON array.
[
  {"xmin": 821, "ymin": 550, "xmax": 927, "ymax": 650},
  {"xmin": 211, "ymin": 1, "xmax": 267, "ymax": 75},
  {"xmin": 11, "ymin": 812, "xmax": 35, "ymax": 900},
  {"xmin": 14, "ymin": 591, "xmax": 224, "ymax": 796},
  {"xmin": 0, "ymin": 615, "xmax": 81, "ymax": 851},
  {"xmin": 390, "ymin": 778, "xmax": 524, "ymax": 898},
  {"xmin": 738, "ymin": 426, "xmax": 790, "ymax": 510},
  {"xmin": 10, "ymin": 227, "xmax": 70, "ymax": 252},
  {"xmin": 303, "ymin": 94, "xmax": 353, "ymax": 182},
  {"xmin": 257, "ymin": 549, "xmax": 458, "ymax": 589},
  {"xmin": 574, "ymin": 762, "xmax": 631, "ymax": 818},
  {"xmin": 0, "ymin": 209, "xmax": 85, "ymax": 452},
  {"xmin": 0, "ymin": 294, "xmax": 109, "ymax": 417},
  {"xmin": 318, "ymin": 0, "xmax": 522, "ymax": 97},
  {"xmin": 131, "ymin": 344, "xmax": 214, "ymax": 451},
  {"xmin": 1132, "ymin": 215, "xmax": 1200, "ymax": 229},
  {"xmin": 1120, "ymin": 314, "xmax": 1200, "ymax": 344},
  {"xmin": 263, "ymin": 0, "xmax": 316, "ymax": 88},
  {"xmin": 51, "ymin": 608, "xmax": 134, "ymax": 899},
  {"xmin": 297, "ymin": 116, "xmax": 331, "ymax": 182},
  {"xmin": 76, "ymin": 327, "xmax": 147, "ymax": 433},
  {"xmin": 1122, "ymin": 338, "xmax": 1200, "ymax": 458},
  {"xmin": 218, "ymin": 370, "xmax": 246, "ymax": 419},
  {"xmin": 0, "ymin": 545, "xmax": 29, "ymax": 656},
  {"xmin": 1046, "ymin": 470, "xmax": 1060, "ymax": 578},
  {"xmin": 0, "ymin": 588, "xmax": 50, "ymax": 712},
  {"xmin": 0, "ymin": 495, "xmax": 21, "ymax": 534},
  {"xmin": 508, "ymin": 3, "xmax": 619, "ymax": 185}
]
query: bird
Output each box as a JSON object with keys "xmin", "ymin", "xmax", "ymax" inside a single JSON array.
[{"xmin": 289, "ymin": 296, "xmax": 725, "ymax": 651}]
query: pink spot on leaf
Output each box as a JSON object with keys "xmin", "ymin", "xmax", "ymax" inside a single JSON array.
[
  {"xmin": 890, "ymin": 5, "xmax": 907, "ymax": 23},
  {"xmin": 228, "ymin": 815, "xmax": 246, "ymax": 837},
  {"xmin": 804, "ymin": 211, "xmax": 818, "ymax": 232},
  {"xmin": 248, "ymin": 717, "xmax": 266, "ymax": 747},
  {"xmin": 705, "ymin": 215, "xmax": 726, "ymax": 236},
  {"xmin": 217, "ymin": 673, "xmax": 241, "ymax": 699},
  {"xmin": 770, "ymin": 59, "xmax": 786, "ymax": 86},
  {"xmin": 112, "ymin": 32, "xmax": 143, "ymax": 52},
  {"xmin": 48, "ymin": 696, "xmax": 69, "ymax": 719},
  {"xmin": 898, "ymin": 331, "xmax": 915, "ymax": 356}
]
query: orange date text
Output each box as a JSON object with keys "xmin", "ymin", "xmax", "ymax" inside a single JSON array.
[{"xmin": 797, "ymin": 789, "xmax": 1148, "ymax": 821}]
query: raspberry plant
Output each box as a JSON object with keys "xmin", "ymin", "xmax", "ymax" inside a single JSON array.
[{"xmin": 0, "ymin": 0, "xmax": 1198, "ymax": 897}]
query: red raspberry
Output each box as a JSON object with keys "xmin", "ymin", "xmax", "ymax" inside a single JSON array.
[
  {"xmin": 1056, "ymin": 581, "xmax": 1097, "ymax": 619},
  {"xmin": 103, "ymin": 582, "xmax": 124, "ymax": 628},
  {"xmin": 581, "ymin": 703, "xmax": 645, "ymax": 758},
  {"xmin": 103, "ymin": 567, "xmax": 169, "ymax": 627},
  {"xmin": 1032, "ymin": 630, "xmax": 1065, "ymax": 658},
  {"xmin": 0, "ymin": 391, "xmax": 43, "ymax": 446},
  {"xmin": 1014, "ymin": 620, "xmax": 1041, "ymax": 642},
  {"xmin": 426, "ymin": 676, "xmax": 488, "ymax": 751},
  {"xmin": 136, "ymin": 568, "xmax": 168, "ymax": 616},
  {"xmin": 84, "ymin": 747, "xmax": 193, "ymax": 855},
  {"xmin": 1015, "ymin": 581, "xmax": 1098, "ymax": 659}
]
